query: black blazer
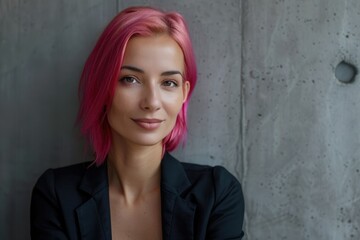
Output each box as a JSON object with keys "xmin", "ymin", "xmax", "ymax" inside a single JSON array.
[{"xmin": 31, "ymin": 153, "xmax": 244, "ymax": 239}]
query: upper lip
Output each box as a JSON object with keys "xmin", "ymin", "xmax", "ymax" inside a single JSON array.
[{"xmin": 132, "ymin": 118, "xmax": 164, "ymax": 123}]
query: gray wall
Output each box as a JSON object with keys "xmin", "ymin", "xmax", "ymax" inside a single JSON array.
[{"xmin": 1, "ymin": 0, "xmax": 359, "ymax": 239}]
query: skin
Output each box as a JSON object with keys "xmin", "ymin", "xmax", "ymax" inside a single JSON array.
[{"xmin": 106, "ymin": 34, "xmax": 190, "ymax": 240}]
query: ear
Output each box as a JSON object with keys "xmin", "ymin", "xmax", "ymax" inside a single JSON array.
[{"xmin": 182, "ymin": 81, "xmax": 190, "ymax": 103}]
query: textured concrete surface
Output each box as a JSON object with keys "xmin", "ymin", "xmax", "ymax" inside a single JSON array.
[
  {"xmin": 0, "ymin": 0, "xmax": 117, "ymax": 239},
  {"xmin": 1, "ymin": 0, "xmax": 360, "ymax": 239},
  {"xmin": 242, "ymin": 0, "xmax": 360, "ymax": 239}
]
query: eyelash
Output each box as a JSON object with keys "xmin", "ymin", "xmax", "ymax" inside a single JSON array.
[
  {"xmin": 120, "ymin": 76, "xmax": 179, "ymax": 88},
  {"xmin": 120, "ymin": 76, "xmax": 139, "ymax": 84},
  {"xmin": 162, "ymin": 80, "xmax": 179, "ymax": 88}
]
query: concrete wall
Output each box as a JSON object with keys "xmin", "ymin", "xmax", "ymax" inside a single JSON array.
[
  {"xmin": 0, "ymin": 1, "xmax": 117, "ymax": 239},
  {"xmin": 1, "ymin": 0, "xmax": 359, "ymax": 239},
  {"xmin": 242, "ymin": 1, "xmax": 360, "ymax": 239}
]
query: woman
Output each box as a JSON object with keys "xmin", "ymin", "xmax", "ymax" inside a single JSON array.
[{"xmin": 31, "ymin": 6, "xmax": 245, "ymax": 240}]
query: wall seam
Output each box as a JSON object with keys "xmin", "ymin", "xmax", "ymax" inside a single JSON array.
[{"xmin": 239, "ymin": 0, "xmax": 250, "ymax": 238}]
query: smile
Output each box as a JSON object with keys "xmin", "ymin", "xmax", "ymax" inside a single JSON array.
[{"xmin": 132, "ymin": 118, "xmax": 164, "ymax": 130}]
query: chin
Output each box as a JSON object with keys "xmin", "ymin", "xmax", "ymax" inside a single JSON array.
[
  {"xmin": 127, "ymin": 134, "xmax": 166, "ymax": 147},
  {"xmin": 110, "ymin": 125, "xmax": 174, "ymax": 148}
]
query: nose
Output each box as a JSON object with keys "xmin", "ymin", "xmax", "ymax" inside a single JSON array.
[{"xmin": 140, "ymin": 84, "xmax": 161, "ymax": 111}]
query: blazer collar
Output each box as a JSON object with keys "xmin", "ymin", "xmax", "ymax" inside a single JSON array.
[
  {"xmin": 161, "ymin": 152, "xmax": 192, "ymax": 193},
  {"xmin": 76, "ymin": 162, "xmax": 111, "ymax": 240},
  {"xmin": 161, "ymin": 152, "xmax": 197, "ymax": 239},
  {"xmin": 75, "ymin": 153, "xmax": 196, "ymax": 240}
]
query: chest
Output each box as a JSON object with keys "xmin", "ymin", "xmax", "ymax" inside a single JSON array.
[{"xmin": 109, "ymin": 191, "xmax": 162, "ymax": 240}]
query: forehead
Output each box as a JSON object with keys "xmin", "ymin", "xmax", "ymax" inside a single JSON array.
[{"xmin": 122, "ymin": 34, "xmax": 185, "ymax": 72}]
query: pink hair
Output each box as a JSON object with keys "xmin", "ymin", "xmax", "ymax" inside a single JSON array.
[{"xmin": 77, "ymin": 6, "xmax": 197, "ymax": 165}]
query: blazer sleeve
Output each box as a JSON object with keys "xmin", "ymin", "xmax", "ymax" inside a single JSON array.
[
  {"xmin": 30, "ymin": 169, "xmax": 69, "ymax": 240},
  {"xmin": 206, "ymin": 166, "xmax": 245, "ymax": 239}
]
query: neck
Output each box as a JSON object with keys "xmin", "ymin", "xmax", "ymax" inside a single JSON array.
[{"xmin": 107, "ymin": 139, "xmax": 163, "ymax": 204}]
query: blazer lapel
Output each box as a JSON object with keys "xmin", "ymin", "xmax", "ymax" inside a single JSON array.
[
  {"xmin": 73, "ymin": 153, "xmax": 196, "ymax": 240},
  {"xmin": 76, "ymin": 162, "xmax": 111, "ymax": 240},
  {"xmin": 161, "ymin": 153, "xmax": 197, "ymax": 240}
]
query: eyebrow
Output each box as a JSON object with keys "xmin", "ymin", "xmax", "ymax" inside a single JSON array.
[
  {"xmin": 121, "ymin": 65, "xmax": 144, "ymax": 73},
  {"xmin": 121, "ymin": 65, "xmax": 184, "ymax": 78}
]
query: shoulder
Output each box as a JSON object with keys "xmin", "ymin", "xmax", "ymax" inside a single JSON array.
[
  {"xmin": 31, "ymin": 161, "xmax": 100, "ymax": 238},
  {"xmin": 175, "ymin": 158, "xmax": 245, "ymax": 238},
  {"xmin": 34, "ymin": 161, "xmax": 92, "ymax": 188},
  {"xmin": 181, "ymin": 161, "xmax": 242, "ymax": 193},
  {"xmin": 32, "ymin": 161, "xmax": 99, "ymax": 202},
  {"xmin": 31, "ymin": 161, "xmax": 104, "ymax": 220},
  {"xmin": 181, "ymin": 161, "xmax": 238, "ymax": 180},
  {"xmin": 164, "ymin": 153, "xmax": 242, "ymax": 195},
  {"xmin": 169, "ymin": 155, "xmax": 243, "ymax": 209}
]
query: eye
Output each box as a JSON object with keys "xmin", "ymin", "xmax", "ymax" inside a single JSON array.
[
  {"xmin": 120, "ymin": 76, "xmax": 140, "ymax": 85},
  {"xmin": 162, "ymin": 80, "xmax": 179, "ymax": 88}
]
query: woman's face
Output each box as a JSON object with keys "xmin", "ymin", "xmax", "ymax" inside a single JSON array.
[{"xmin": 107, "ymin": 34, "xmax": 190, "ymax": 148}]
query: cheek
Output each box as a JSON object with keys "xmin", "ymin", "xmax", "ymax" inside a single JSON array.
[
  {"xmin": 107, "ymin": 92, "xmax": 131, "ymax": 123},
  {"xmin": 163, "ymin": 87, "xmax": 185, "ymax": 102},
  {"xmin": 107, "ymin": 104, "xmax": 122, "ymax": 128},
  {"xmin": 164, "ymin": 95, "xmax": 184, "ymax": 117},
  {"xmin": 111, "ymin": 89, "xmax": 137, "ymax": 111}
]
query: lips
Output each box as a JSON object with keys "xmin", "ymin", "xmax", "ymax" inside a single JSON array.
[{"xmin": 132, "ymin": 118, "xmax": 164, "ymax": 130}]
